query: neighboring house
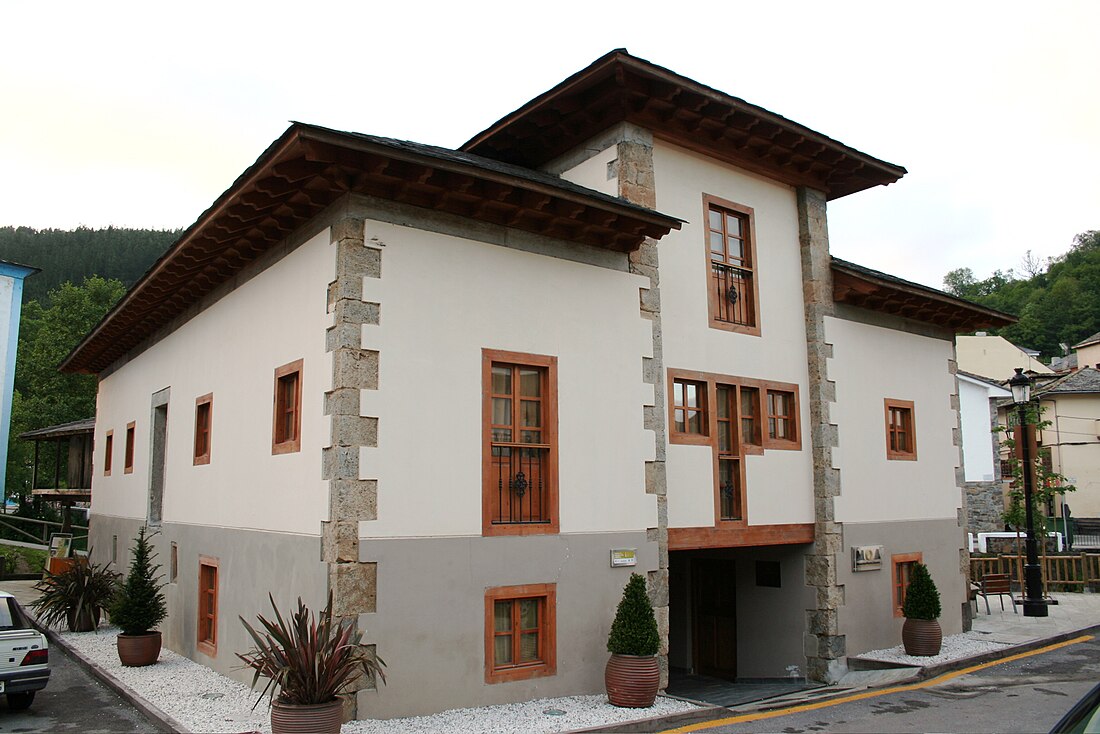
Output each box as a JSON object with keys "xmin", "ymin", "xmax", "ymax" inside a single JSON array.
[
  {"xmin": 63, "ymin": 50, "xmax": 1013, "ymax": 718},
  {"xmin": 956, "ymin": 333, "xmax": 1053, "ymax": 382},
  {"xmin": 0, "ymin": 260, "xmax": 38, "ymax": 499},
  {"xmin": 1072, "ymin": 331, "xmax": 1100, "ymax": 370},
  {"xmin": 996, "ymin": 367, "xmax": 1100, "ymax": 519},
  {"xmin": 957, "ymin": 371, "xmax": 1011, "ymax": 533}
]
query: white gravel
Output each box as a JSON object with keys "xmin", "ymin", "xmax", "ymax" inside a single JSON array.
[
  {"xmin": 57, "ymin": 626, "xmax": 699, "ymax": 734},
  {"xmin": 857, "ymin": 632, "xmax": 1012, "ymax": 668}
]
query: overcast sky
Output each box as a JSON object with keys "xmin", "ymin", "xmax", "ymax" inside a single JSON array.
[{"xmin": 1, "ymin": 1, "xmax": 1096, "ymax": 289}]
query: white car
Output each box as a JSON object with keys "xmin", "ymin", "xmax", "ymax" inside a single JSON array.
[{"xmin": 0, "ymin": 592, "xmax": 49, "ymax": 710}]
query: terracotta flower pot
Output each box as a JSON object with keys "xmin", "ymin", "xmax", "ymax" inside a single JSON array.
[
  {"xmin": 271, "ymin": 698, "xmax": 344, "ymax": 734},
  {"xmin": 902, "ymin": 617, "xmax": 942, "ymax": 656},
  {"xmin": 116, "ymin": 631, "xmax": 162, "ymax": 666},
  {"xmin": 605, "ymin": 653, "xmax": 660, "ymax": 708}
]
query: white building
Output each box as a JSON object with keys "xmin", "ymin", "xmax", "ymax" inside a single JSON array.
[{"xmin": 65, "ymin": 51, "xmax": 1013, "ymax": 718}]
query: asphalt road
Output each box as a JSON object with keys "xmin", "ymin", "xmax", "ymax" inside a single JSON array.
[
  {"xmin": 0, "ymin": 641, "xmax": 164, "ymax": 733},
  {"xmin": 679, "ymin": 634, "xmax": 1100, "ymax": 734}
]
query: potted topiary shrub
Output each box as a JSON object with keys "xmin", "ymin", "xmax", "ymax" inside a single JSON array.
[
  {"xmin": 109, "ymin": 527, "xmax": 167, "ymax": 666},
  {"xmin": 32, "ymin": 554, "xmax": 119, "ymax": 632},
  {"xmin": 605, "ymin": 572, "xmax": 660, "ymax": 708},
  {"xmin": 238, "ymin": 592, "xmax": 386, "ymax": 734},
  {"xmin": 901, "ymin": 562, "xmax": 942, "ymax": 656}
]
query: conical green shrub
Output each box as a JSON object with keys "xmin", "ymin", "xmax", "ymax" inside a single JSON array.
[
  {"xmin": 607, "ymin": 573, "xmax": 659, "ymax": 656},
  {"xmin": 109, "ymin": 526, "xmax": 167, "ymax": 635},
  {"xmin": 902, "ymin": 563, "xmax": 941, "ymax": 620}
]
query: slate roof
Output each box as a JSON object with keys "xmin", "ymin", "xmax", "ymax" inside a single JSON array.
[
  {"xmin": 1035, "ymin": 367, "xmax": 1100, "ymax": 396},
  {"xmin": 1072, "ymin": 330, "xmax": 1100, "ymax": 350}
]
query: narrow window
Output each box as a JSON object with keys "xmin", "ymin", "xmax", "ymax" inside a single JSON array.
[
  {"xmin": 485, "ymin": 583, "xmax": 556, "ymax": 683},
  {"xmin": 197, "ymin": 558, "xmax": 218, "ymax": 655},
  {"xmin": 672, "ymin": 379, "xmax": 708, "ymax": 437},
  {"xmin": 483, "ymin": 350, "xmax": 558, "ymax": 536},
  {"xmin": 272, "ymin": 360, "xmax": 303, "ymax": 454},
  {"xmin": 124, "ymin": 422, "xmax": 135, "ymax": 474},
  {"xmin": 103, "ymin": 430, "xmax": 114, "ymax": 476},
  {"xmin": 170, "ymin": 542, "xmax": 178, "ymax": 583},
  {"xmin": 739, "ymin": 386, "xmax": 761, "ymax": 449},
  {"xmin": 194, "ymin": 393, "xmax": 213, "ymax": 465},
  {"xmin": 885, "ymin": 399, "xmax": 917, "ymax": 461},
  {"xmin": 716, "ymin": 385, "xmax": 742, "ymax": 521},
  {"xmin": 705, "ymin": 195, "xmax": 759, "ymax": 335},
  {"xmin": 766, "ymin": 390, "xmax": 798, "ymax": 447},
  {"xmin": 892, "ymin": 552, "xmax": 922, "ymax": 616}
]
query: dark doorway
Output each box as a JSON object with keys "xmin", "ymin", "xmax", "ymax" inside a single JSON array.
[{"xmin": 693, "ymin": 558, "xmax": 737, "ymax": 680}]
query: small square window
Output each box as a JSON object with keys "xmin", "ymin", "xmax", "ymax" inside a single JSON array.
[
  {"xmin": 885, "ymin": 399, "xmax": 917, "ymax": 461},
  {"xmin": 272, "ymin": 360, "xmax": 303, "ymax": 455},
  {"xmin": 766, "ymin": 390, "xmax": 798, "ymax": 448},
  {"xmin": 198, "ymin": 557, "xmax": 218, "ymax": 656},
  {"xmin": 485, "ymin": 583, "xmax": 556, "ymax": 683},
  {"xmin": 194, "ymin": 394, "xmax": 213, "ymax": 465},
  {"xmin": 124, "ymin": 422, "xmax": 136, "ymax": 474},
  {"xmin": 671, "ymin": 379, "xmax": 708, "ymax": 440}
]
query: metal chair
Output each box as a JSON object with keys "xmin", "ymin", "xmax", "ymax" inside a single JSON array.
[{"xmin": 975, "ymin": 573, "xmax": 1016, "ymax": 614}]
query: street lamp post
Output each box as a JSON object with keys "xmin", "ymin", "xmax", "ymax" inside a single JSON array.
[{"xmin": 1009, "ymin": 367, "xmax": 1049, "ymax": 617}]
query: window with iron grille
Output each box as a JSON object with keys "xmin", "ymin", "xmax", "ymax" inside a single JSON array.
[
  {"xmin": 705, "ymin": 195, "xmax": 759, "ymax": 335},
  {"xmin": 885, "ymin": 399, "xmax": 917, "ymax": 460},
  {"xmin": 483, "ymin": 350, "xmax": 558, "ymax": 536},
  {"xmin": 716, "ymin": 385, "xmax": 742, "ymax": 521},
  {"xmin": 485, "ymin": 583, "xmax": 556, "ymax": 683}
]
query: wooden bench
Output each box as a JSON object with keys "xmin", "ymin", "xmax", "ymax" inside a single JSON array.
[{"xmin": 974, "ymin": 573, "xmax": 1015, "ymax": 615}]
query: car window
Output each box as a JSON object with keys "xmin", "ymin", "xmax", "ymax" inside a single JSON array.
[{"xmin": 0, "ymin": 598, "xmax": 30, "ymax": 630}]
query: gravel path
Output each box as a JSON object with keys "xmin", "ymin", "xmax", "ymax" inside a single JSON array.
[
  {"xmin": 58, "ymin": 626, "xmax": 699, "ymax": 734},
  {"xmin": 857, "ymin": 632, "xmax": 1012, "ymax": 667}
]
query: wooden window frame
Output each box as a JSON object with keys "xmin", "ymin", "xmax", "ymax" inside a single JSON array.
[
  {"xmin": 891, "ymin": 552, "xmax": 922, "ymax": 617},
  {"xmin": 764, "ymin": 386, "xmax": 800, "ymax": 450},
  {"xmin": 272, "ymin": 360, "xmax": 303, "ymax": 455},
  {"xmin": 670, "ymin": 378, "xmax": 711, "ymax": 445},
  {"xmin": 197, "ymin": 556, "xmax": 219, "ymax": 656},
  {"xmin": 484, "ymin": 583, "xmax": 556, "ymax": 684},
  {"xmin": 482, "ymin": 349, "xmax": 559, "ymax": 537},
  {"xmin": 885, "ymin": 399, "xmax": 917, "ymax": 461},
  {"xmin": 704, "ymin": 194, "xmax": 761, "ymax": 336},
  {"xmin": 124, "ymin": 422, "xmax": 135, "ymax": 474},
  {"xmin": 194, "ymin": 393, "xmax": 213, "ymax": 466},
  {"xmin": 103, "ymin": 430, "xmax": 113, "ymax": 476},
  {"xmin": 739, "ymin": 386, "xmax": 763, "ymax": 455},
  {"xmin": 668, "ymin": 369, "xmax": 801, "ymax": 527}
]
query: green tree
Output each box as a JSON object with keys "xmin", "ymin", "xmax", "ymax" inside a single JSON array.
[
  {"xmin": 607, "ymin": 573, "xmax": 659, "ymax": 656},
  {"xmin": 109, "ymin": 526, "xmax": 167, "ymax": 635},
  {"xmin": 6, "ymin": 276, "xmax": 126, "ymax": 506}
]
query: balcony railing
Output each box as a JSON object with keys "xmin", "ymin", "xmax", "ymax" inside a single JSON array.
[
  {"xmin": 712, "ymin": 261, "xmax": 754, "ymax": 327},
  {"xmin": 489, "ymin": 445, "xmax": 550, "ymax": 526}
]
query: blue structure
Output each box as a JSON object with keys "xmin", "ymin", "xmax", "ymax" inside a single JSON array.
[{"xmin": 0, "ymin": 261, "xmax": 39, "ymax": 500}]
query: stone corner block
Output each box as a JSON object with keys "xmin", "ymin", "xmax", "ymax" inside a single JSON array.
[{"xmin": 329, "ymin": 561, "xmax": 377, "ymax": 616}]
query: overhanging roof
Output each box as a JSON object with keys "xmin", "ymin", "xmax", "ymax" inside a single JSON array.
[
  {"xmin": 19, "ymin": 418, "xmax": 95, "ymax": 440},
  {"xmin": 832, "ymin": 258, "xmax": 1016, "ymax": 332},
  {"xmin": 61, "ymin": 123, "xmax": 682, "ymax": 375},
  {"xmin": 462, "ymin": 49, "xmax": 906, "ymax": 200}
]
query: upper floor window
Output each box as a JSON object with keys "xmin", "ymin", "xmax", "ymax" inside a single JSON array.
[
  {"xmin": 740, "ymin": 386, "xmax": 761, "ymax": 450},
  {"xmin": 885, "ymin": 399, "xmax": 916, "ymax": 461},
  {"xmin": 194, "ymin": 394, "xmax": 213, "ymax": 465},
  {"xmin": 705, "ymin": 195, "xmax": 759, "ymax": 335},
  {"xmin": 766, "ymin": 389, "xmax": 798, "ymax": 448},
  {"xmin": 272, "ymin": 360, "xmax": 303, "ymax": 455},
  {"xmin": 672, "ymin": 379, "xmax": 708, "ymax": 439},
  {"xmin": 103, "ymin": 430, "xmax": 114, "ymax": 476},
  {"xmin": 124, "ymin": 422, "xmax": 135, "ymax": 474},
  {"xmin": 483, "ymin": 350, "xmax": 558, "ymax": 536}
]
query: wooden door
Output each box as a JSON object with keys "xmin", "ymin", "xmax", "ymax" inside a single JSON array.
[{"xmin": 693, "ymin": 558, "xmax": 737, "ymax": 679}]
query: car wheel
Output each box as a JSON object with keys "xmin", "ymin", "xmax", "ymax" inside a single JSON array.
[{"xmin": 7, "ymin": 691, "xmax": 35, "ymax": 710}]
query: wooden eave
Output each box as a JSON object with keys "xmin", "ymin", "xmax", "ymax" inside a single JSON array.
[
  {"xmin": 832, "ymin": 259, "xmax": 1016, "ymax": 332},
  {"xmin": 61, "ymin": 124, "xmax": 681, "ymax": 375},
  {"xmin": 462, "ymin": 49, "xmax": 906, "ymax": 200}
]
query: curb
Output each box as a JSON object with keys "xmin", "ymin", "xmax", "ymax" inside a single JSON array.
[
  {"xmin": 916, "ymin": 623, "xmax": 1100, "ymax": 679},
  {"xmin": 34, "ymin": 620, "xmax": 188, "ymax": 734}
]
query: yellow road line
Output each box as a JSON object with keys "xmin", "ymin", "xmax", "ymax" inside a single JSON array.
[{"xmin": 662, "ymin": 634, "xmax": 1094, "ymax": 733}]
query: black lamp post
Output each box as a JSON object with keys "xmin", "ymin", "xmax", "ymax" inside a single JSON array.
[{"xmin": 1009, "ymin": 367, "xmax": 1049, "ymax": 617}]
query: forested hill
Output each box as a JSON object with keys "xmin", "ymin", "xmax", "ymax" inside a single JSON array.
[
  {"xmin": 0, "ymin": 226, "xmax": 179, "ymax": 302},
  {"xmin": 943, "ymin": 230, "xmax": 1100, "ymax": 361}
]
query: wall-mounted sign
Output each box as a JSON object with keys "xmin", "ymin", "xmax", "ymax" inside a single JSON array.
[
  {"xmin": 610, "ymin": 549, "xmax": 637, "ymax": 568},
  {"xmin": 851, "ymin": 545, "xmax": 883, "ymax": 572}
]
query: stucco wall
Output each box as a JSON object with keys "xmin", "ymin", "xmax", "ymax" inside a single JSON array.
[
  {"xmin": 958, "ymin": 376, "xmax": 1006, "ymax": 482},
  {"xmin": 827, "ymin": 316, "xmax": 961, "ymax": 524},
  {"xmin": 1042, "ymin": 394, "xmax": 1100, "ymax": 516},
  {"xmin": 956, "ymin": 335, "xmax": 1052, "ymax": 381},
  {"xmin": 353, "ymin": 217, "xmax": 657, "ymax": 538},
  {"xmin": 651, "ymin": 141, "xmax": 814, "ymax": 529},
  {"xmin": 91, "ymin": 228, "xmax": 334, "ymax": 535}
]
